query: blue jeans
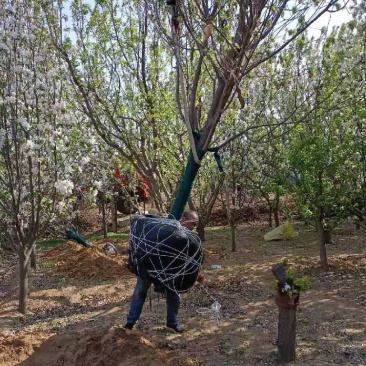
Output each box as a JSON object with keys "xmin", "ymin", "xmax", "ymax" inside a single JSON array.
[{"xmin": 126, "ymin": 277, "xmax": 181, "ymax": 326}]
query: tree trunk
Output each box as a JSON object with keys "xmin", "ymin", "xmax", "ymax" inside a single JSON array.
[
  {"xmin": 277, "ymin": 298, "xmax": 297, "ymax": 363},
  {"xmin": 273, "ymin": 266, "xmax": 299, "ymax": 363},
  {"xmin": 111, "ymin": 199, "xmax": 118, "ymax": 233},
  {"xmin": 72, "ymin": 210, "xmax": 80, "ymax": 230},
  {"xmin": 229, "ymin": 171, "xmax": 237, "ymax": 252},
  {"xmin": 197, "ymin": 221, "xmax": 206, "ymax": 242},
  {"xmin": 355, "ymin": 216, "xmax": 363, "ymax": 230},
  {"xmin": 317, "ymin": 216, "xmax": 329, "ymax": 271},
  {"xmin": 30, "ymin": 245, "xmax": 37, "ymax": 271},
  {"xmin": 274, "ymin": 193, "xmax": 280, "ymax": 227},
  {"xmin": 268, "ymin": 205, "xmax": 273, "ymax": 228},
  {"xmin": 230, "ymin": 218, "xmax": 236, "ymax": 252},
  {"xmin": 18, "ymin": 251, "xmax": 30, "ymax": 314},
  {"xmin": 101, "ymin": 196, "xmax": 108, "ymax": 238},
  {"xmin": 324, "ymin": 229, "xmax": 332, "ymax": 245},
  {"xmin": 274, "ymin": 208, "xmax": 280, "ymax": 227}
]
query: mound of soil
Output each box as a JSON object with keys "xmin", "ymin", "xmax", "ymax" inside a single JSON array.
[
  {"xmin": 0, "ymin": 327, "xmax": 196, "ymax": 366},
  {"xmin": 41, "ymin": 239, "xmax": 131, "ymax": 281}
]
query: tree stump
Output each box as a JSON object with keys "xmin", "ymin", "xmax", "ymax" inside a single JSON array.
[
  {"xmin": 275, "ymin": 292, "xmax": 299, "ymax": 363},
  {"xmin": 272, "ymin": 264, "xmax": 300, "ymax": 363}
]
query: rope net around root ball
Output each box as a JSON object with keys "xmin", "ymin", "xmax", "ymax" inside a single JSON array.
[{"xmin": 128, "ymin": 215, "xmax": 203, "ymax": 293}]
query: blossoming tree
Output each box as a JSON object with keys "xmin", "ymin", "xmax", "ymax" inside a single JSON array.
[
  {"xmin": 45, "ymin": 0, "xmax": 346, "ymax": 222},
  {"xmin": 0, "ymin": 0, "xmax": 111, "ymax": 313}
]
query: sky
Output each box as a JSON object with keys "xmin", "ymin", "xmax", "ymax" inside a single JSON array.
[
  {"xmin": 306, "ymin": 4, "xmax": 353, "ymax": 37},
  {"xmin": 63, "ymin": 0, "xmax": 354, "ymax": 40}
]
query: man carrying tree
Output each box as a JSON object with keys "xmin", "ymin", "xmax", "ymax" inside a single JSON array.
[{"xmin": 124, "ymin": 210, "xmax": 200, "ymax": 333}]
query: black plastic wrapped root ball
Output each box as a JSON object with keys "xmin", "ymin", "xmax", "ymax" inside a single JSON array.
[{"xmin": 128, "ymin": 215, "xmax": 203, "ymax": 293}]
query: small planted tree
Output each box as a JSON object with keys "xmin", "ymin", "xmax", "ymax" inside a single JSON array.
[{"xmin": 272, "ymin": 261, "xmax": 310, "ymax": 363}]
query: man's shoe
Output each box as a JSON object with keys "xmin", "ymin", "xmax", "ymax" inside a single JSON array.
[
  {"xmin": 166, "ymin": 324, "xmax": 184, "ymax": 333},
  {"xmin": 124, "ymin": 322, "xmax": 134, "ymax": 330}
]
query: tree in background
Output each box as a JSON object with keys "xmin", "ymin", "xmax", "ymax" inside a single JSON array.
[
  {"xmin": 0, "ymin": 0, "xmax": 69, "ymax": 313},
  {"xmin": 44, "ymin": 0, "xmax": 343, "ymax": 220},
  {"xmin": 286, "ymin": 18, "xmax": 365, "ymax": 270},
  {"xmin": 218, "ymin": 118, "xmax": 256, "ymax": 252},
  {"xmin": 0, "ymin": 0, "xmax": 110, "ymax": 313},
  {"xmin": 44, "ymin": 0, "xmax": 187, "ymax": 212},
  {"xmin": 190, "ymin": 152, "xmax": 224, "ymax": 241}
]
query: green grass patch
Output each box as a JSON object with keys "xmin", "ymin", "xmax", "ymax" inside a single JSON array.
[
  {"xmin": 206, "ymin": 226, "xmax": 231, "ymax": 234},
  {"xmin": 37, "ymin": 238, "xmax": 66, "ymax": 249},
  {"xmin": 55, "ymin": 276, "xmax": 67, "ymax": 285},
  {"xmin": 37, "ymin": 232, "xmax": 129, "ymax": 250},
  {"xmin": 39, "ymin": 260, "xmax": 56, "ymax": 269},
  {"xmin": 85, "ymin": 232, "xmax": 128, "ymax": 242}
]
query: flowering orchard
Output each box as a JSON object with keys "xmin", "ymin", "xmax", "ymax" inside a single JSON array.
[{"xmin": 1, "ymin": 0, "xmax": 365, "ymax": 317}]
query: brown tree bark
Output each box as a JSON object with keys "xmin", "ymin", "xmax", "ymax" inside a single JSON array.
[
  {"xmin": 30, "ymin": 245, "xmax": 37, "ymax": 271},
  {"xmin": 277, "ymin": 299, "xmax": 297, "ymax": 363},
  {"xmin": 274, "ymin": 192, "xmax": 280, "ymax": 227},
  {"xmin": 230, "ymin": 218, "xmax": 236, "ymax": 252},
  {"xmin": 111, "ymin": 198, "xmax": 118, "ymax": 233},
  {"xmin": 18, "ymin": 251, "xmax": 30, "ymax": 314},
  {"xmin": 273, "ymin": 265, "xmax": 299, "ymax": 363},
  {"xmin": 317, "ymin": 215, "xmax": 329, "ymax": 271},
  {"xmin": 196, "ymin": 221, "xmax": 206, "ymax": 242},
  {"xmin": 100, "ymin": 195, "xmax": 108, "ymax": 238},
  {"xmin": 324, "ymin": 229, "xmax": 333, "ymax": 245},
  {"xmin": 268, "ymin": 205, "xmax": 273, "ymax": 228}
]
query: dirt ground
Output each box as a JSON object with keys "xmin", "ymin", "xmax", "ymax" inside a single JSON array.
[{"xmin": 1, "ymin": 218, "xmax": 366, "ymax": 366}]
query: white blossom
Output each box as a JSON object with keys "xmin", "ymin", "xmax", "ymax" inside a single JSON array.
[
  {"xmin": 4, "ymin": 96, "xmax": 16, "ymax": 104},
  {"xmin": 57, "ymin": 201, "xmax": 66, "ymax": 211},
  {"xmin": 18, "ymin": 117, "xmax": 31, "ymax": 130},
  {"xmin": 25, "ymin": 140, "xmax": 35, "ymax": 150},
  {"xmin": 0, "ymin": 42, "xmax": 9, "ymax": 52},
  {"xmin": 94, "ymin": 181, "xmax": 102, "ymax": 189},
  {"xmin": 80, "ymin": 156, "xmax": 90, "ymax": 166},
  {"xmin": 54, "ymin": 180, "xmax": 74, "ymax": 196}
]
